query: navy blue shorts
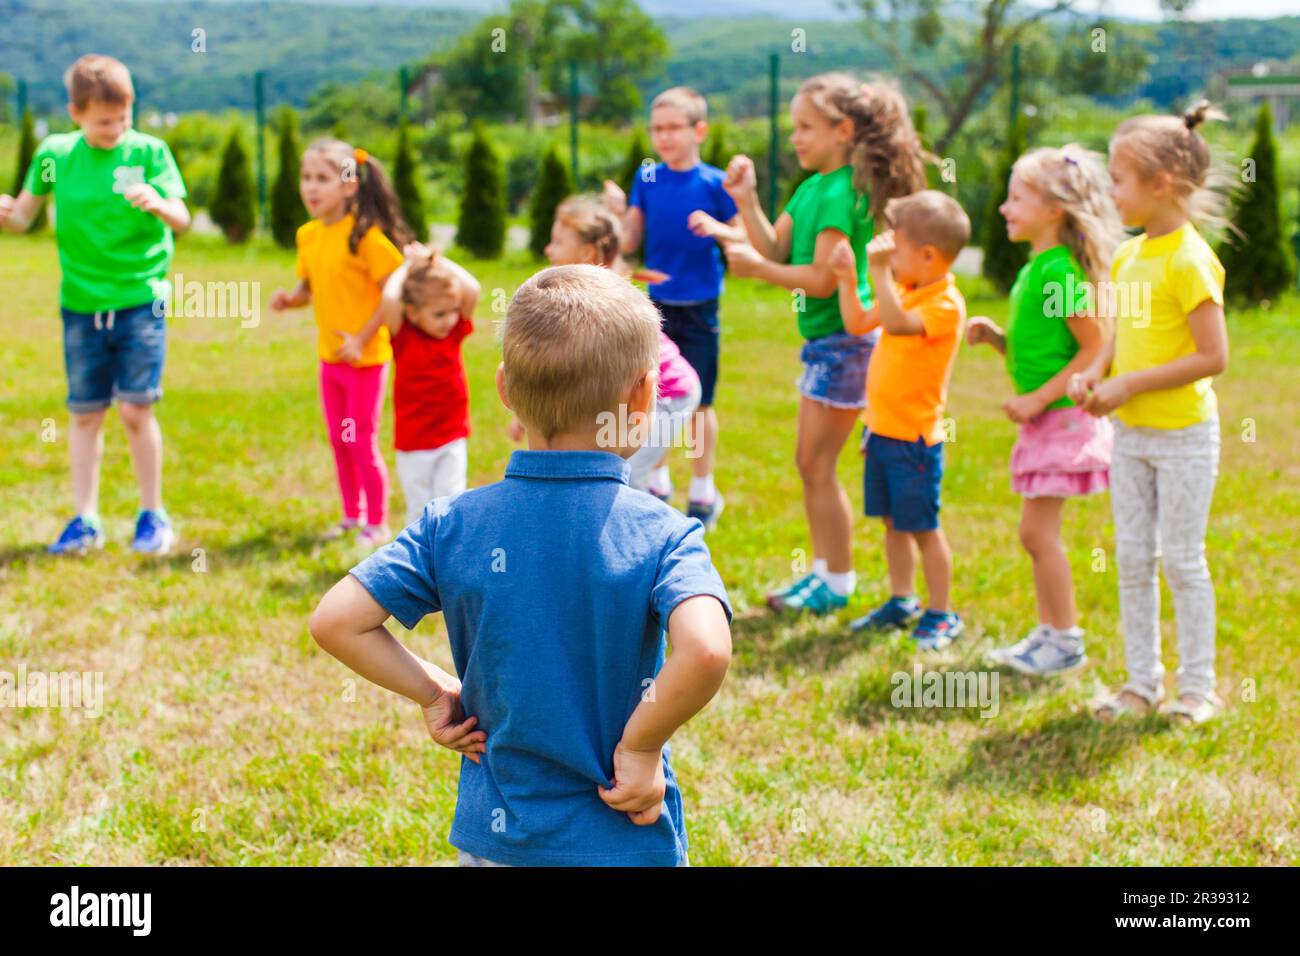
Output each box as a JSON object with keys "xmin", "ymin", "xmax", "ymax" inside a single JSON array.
[
  {"xmin": 655, "ymin": 298, "xmax": 719, "ymax": 407},
  {"xmin": 61, "ymin": 300, "xmax": 167, "ymax": 413},
  {"xmin": 863, "ymin": 430, "xmax": 945, "ymax": 532}
]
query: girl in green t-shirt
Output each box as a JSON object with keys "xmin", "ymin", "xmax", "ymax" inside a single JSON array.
[
  {"xmin": 966, "ymin": 145, "xmax": 1123, "ymax": 676},
  {"xmin": 691, "ymin": 74, "xmax": 927, "ymax": 615}
]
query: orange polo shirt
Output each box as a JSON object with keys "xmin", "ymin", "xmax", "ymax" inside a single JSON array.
[
  {"xmin": 864, "ymin": 273, "xmax": 966, "ymax": 446},
  {"xmin": 295, "ymin": 215, "xmax": 403, "ymax": 366}
]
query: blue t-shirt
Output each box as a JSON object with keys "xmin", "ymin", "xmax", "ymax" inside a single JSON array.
[
  {"xmin": 350, "ymin": 450, "xmax": 733, "ymax": 866},
  {"xmin": 629, "ymin": 161, "xmax": 738, "ymax": 305}
]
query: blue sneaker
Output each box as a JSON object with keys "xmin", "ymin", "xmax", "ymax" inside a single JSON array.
[
  {"xmin": 767, "ymin": 572, "xmax": 818, "ymax": 611},
  {"xmin": 48, "ymin": 515, "xmax": 104, "ymax": 555},
  {"xmin": 775, "ymin": 575, "xmax": 848, "ymax": 616},
  {"xmin": 131, "ymin": 509, "xmax": 175, "ymax": 555},
  {"xmin": 686, "ymin": 492, "xmax": 724, "ymax": 532},
  {"xmin": 851, "ymin": 595, "xmax": 922, "ymax": 632},
  {"xmin": 912, "ymin": 610, "xmax": 964, "ymax": 650}
]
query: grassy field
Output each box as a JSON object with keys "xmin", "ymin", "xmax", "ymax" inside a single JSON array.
[{"xmin": 1, "ymin": 231, "xmax": 1297, "ymax": 866}]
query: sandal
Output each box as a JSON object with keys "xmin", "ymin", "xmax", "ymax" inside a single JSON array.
[
  {"xmin": 322, "ymin": 520, "xmax": 361, "ymax": 541},
  {"xmin": 1092, "ymin": 686, "xmax": 1163, "ymax": 721},
  {"xmin": 1163, "ymin": 692, "xmax": 1223, "ymax": 725}
]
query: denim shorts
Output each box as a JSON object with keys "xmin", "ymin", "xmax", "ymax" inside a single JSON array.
[
  {"xmin": 797, "ymin": 331, "xmax": 875, "ymax": 409},
  {"xmin": 655, "ymin": 298, "xmax": 720, "ymax": 407},
  {"xmin": 61, "ymin": 300, "xmax": 167, "ymax": 412},
  {"xmin": 863, "ymin": 430, "xmax": 945, "ymax": 532}
]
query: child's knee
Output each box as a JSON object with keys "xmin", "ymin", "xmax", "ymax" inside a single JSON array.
[
  {"xmin": 117, "ymin": 402, "xmax": 154, "ymax": 432},
  {"xmin": 71, "ymin": 409, "xmax": 107, "ymax": 430},
  {"xmin": 1018, "ymin": 519, "xmax": 1056, "ymax": 556}
]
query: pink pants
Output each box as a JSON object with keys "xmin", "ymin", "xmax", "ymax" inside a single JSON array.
[{"xmin": 319, "ymin": 360, "xmax": 389, "ymax": 526}]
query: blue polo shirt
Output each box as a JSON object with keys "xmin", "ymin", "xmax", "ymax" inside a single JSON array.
[
  {"xmin": 629, "ymin": 161, "xmax": 738, "ymax": 305},
  {"xmin": 349, "ymin": 449, "xmax": 732, "ymax": 866}
]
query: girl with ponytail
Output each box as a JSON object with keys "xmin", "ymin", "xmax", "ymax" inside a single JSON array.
[
  {"xmin": 270, "ymin": 138, "xmax": 412, "ymax": 547},
  {"xmin": 692, "ymin": 72, "xmax": 928, "ymax": 616}
]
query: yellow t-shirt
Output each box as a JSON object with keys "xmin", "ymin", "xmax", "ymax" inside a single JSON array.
[
  {"xmin": 1110, "ymin": 222, "xmax": 1224, "ymax": 429},
  {"xmin": 295, "ymin": 215, "xmax": 403, "ymax": 366}
]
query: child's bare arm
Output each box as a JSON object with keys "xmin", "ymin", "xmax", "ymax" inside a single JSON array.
[
  {"xmin": 123, "ymin": 183, "xmax": 190, "ymax": 233},
  {"xmin": 270, "ymin": 280, "xmax": 311, "ymax": 310},
  {"xmin": 829, "ymin": 239, "xmax": 879, "ymax": 335},
  {"xmin": 724, "ymin": 227, "xmax": 838, "ymax": 297},
  {"xmin": 377, "ymin": 261, "xmax": 410, "ymax": 335},
  {"xmin": 598, "ymin": 595, "xmax": 731, "ymax": 824},
  {"xmin": 0, "ymin": 190, "xmax": 46, "ymax": 233},
  {"xmin": 310, "ymin": 575, "xmax": 486, "ymax": 761},
  {"xmin": 439, "ymin": 255, "xmax": 481, "ymax": 318}
]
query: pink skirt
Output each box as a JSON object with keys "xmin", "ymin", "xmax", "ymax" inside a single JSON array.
[{"xmin": 1011, "ymin": 405, "xmax": 1113, "ymax": 498}]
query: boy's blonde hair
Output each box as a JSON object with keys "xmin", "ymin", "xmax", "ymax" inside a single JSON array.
[
  {"xmin": 555, "ymin": 196, "xmax": 622, "ymax": 267},
  {"xmin": 1012, "ymin": 145, "xmax": 1125, "ymax": 285},
  {"xmin": 650, "ymin": 87, "xmax": 708, "ymax": 126},
  {"xmin": 883, "ymin": 190, "xmax": 970, "ymax": 262},
  {"xmin": 64, "ymin": 55, "xmax": 134, "ymax": 109},
  {"xmin": 796, "ymin": 73, "xmax": 929, "ymax": 218},
  {"xmin": 1110, "ymin": 100, "xmax": 1230, "ymax": 231},
  {"xmin": 502, "ymin": 265, "xmax": 659, "ymax": 440},
  {"xmin": 401, "ymin": 251, "xmax": 460, "ymax": 311}
]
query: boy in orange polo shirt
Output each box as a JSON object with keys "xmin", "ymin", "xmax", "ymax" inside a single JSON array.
[{"xmin": 829, "ymin": 190, "xmax": 970, "ymax": 650}]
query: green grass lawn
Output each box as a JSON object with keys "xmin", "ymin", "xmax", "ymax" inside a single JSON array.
[{"xmin": 1, "ymin": 232, "xmax": 1297, "ymax": 865}]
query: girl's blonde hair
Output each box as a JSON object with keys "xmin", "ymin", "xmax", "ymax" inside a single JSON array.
[
  {"xmin": 303, "ymin": 137, "xmax": 412, "ymax": 255},
  {"xmin": 400, "ymin": 249, "xmax": 460, "ymax": 311},
  {"xmin": 795, "ymin": 73, "xmax": 929, "ymax": 218},
  {"xmin": 1012, "ymin": 145, "xmax": 1125, "ymax": 285},
  {"xmin": 1110, "ymin": 100, "xmax": 1230, "ymax": 231},
  {"xmin": 554, "ymin": 196, "xmax": 622, "ymax": 267}
]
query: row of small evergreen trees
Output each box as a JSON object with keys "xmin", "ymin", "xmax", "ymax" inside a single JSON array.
[
  {"xmin": 6, "ymin": 101, "xmax": 1298, "ymax": 301},
  {"xmin": 982, "ymin": 101, "xmax": 1298, "ymax": 302}
]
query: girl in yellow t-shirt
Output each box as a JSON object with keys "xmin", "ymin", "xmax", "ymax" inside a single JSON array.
[
  {"xmin": 271, "ymin": 139, "xmax": 409, "ymax": 547},
  {"xmin": 1069, "ymin": 102, "xmax": 1230, "ymax": 724}
]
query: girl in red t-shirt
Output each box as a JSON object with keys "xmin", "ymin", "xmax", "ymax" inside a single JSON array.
[{"xmin": 377, "ymin": 243, "xmax": 481, "ymax": 526}]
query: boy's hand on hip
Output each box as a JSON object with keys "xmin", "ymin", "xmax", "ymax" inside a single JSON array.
[
  {"xmin": 420, "ymin": 677, "xmax": 486, "ymax": 765},
  {"xmin": 598, "ymin": 741, "xmax": 665, "ymax": 826}
]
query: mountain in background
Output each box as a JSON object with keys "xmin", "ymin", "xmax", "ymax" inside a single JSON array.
[{"xmin": 3, "ymin": 0, "xmax": 1298, "ymax": 116}]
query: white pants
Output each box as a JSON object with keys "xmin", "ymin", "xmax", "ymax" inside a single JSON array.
[
  {"xmin": 1110, "ymin": 417, "xmax": 1220, "ymax": 701},
  {"xmin": 626, "ymin": 385, "xmax": 702, "ymax": 492},
  {"xmin": 396, "ymin": 438, "xmax": 468, "ymax": 526}
]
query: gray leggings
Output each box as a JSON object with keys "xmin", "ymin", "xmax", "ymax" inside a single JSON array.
[{"xmin": 1110, "ymin": 417, "xmax": 1220, "ymax": 702}]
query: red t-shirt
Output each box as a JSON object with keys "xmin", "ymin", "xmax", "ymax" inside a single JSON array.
[{"xmin": 391, "ymin": 315, "xmax": 473, "ymax": 452}]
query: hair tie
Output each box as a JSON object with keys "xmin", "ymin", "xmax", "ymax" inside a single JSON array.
[
  {"xmin": 1063, "ymin": 153, "xmax": 1079, "ymax": 167},
  {"xmin": 354, "ymin": 147, "xmax": 369, "ymax": 165}
]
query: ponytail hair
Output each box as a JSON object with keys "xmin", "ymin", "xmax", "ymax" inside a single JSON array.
[
  {"xmin": 1110, "ymin": 99, "xmax": 1232, "ymax": 232},
  {"xmin": 795, "ymin": 73, "xmax": 930, "ymax": 218},
  {"xmin": 303, "ymin": 137, "xmax": 413, "ymax": 254},
  {"xmin": 1011, "ymin": 145, "xmax": 1125, "ymax": 286},
  {"xmin": 554, "ymin": 195, "xmax": 622, "ymax": 267}
]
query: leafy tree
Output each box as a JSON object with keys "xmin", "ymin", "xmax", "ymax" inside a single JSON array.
[
  {"xmin": 211, "ymin": 127, "xmax": 256, "ymax": 243},
  {"xmin": 528, "ymin": 143, "xmax": 573, "ymax": 259},
  {"xmin": 12, "ymin": 110, "xmax": 47, "ymax": 231},
  {"xmin": 456, "ymin": 122, "xmax": 506, "ymax": 258},
  {"xmin": 1218, "ymin": 101, "xmax": 1293, "ymax": 302},
  {"xmin": 270, "ymin": 107, "xmax": 308, "ymax": 249},
  {"xmin": 704, "ymin": 121, "xmax": 728, "ymax": 171},
  {"xmin": 982, "ymin": 119, "xmax": 1028, "ymax": 293},
  {"xmin": 393, "ymin": 118, "xmax": 428, "ymax": 242}
]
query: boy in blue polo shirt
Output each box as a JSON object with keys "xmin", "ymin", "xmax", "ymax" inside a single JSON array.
[
  {"xmin": 310, "ymin": 265, "xmax": 733, "ymax": 867},
  {"xmin": 604, "ymin": 87, "xmax": 739, "ymax": 530}
]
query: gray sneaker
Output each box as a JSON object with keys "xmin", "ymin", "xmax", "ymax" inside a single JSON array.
[
  {"xmin": 986, "ymin": 625, "xmax": 1051, "ymax": 667},
  {"xmin": 1004, "ymin": 628, "xmax": 1086, "ymax": 676}
]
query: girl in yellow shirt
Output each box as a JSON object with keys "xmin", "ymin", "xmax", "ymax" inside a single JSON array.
[
  {"xmin": 1069, "ymin": 102, "xmax": 1230, "ymax": 724},
  {"xmin": 271, "ymin": 139, "xmax": 409, "ymax": 547}
]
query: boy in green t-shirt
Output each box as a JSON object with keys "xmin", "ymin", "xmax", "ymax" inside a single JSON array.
[{"xmin": 0, "ymin": 55, "xmax": 190, "ymax": 555}]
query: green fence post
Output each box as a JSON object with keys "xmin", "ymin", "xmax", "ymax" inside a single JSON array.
[
  {"xmin": 1009, "ymin": 42, "xmax": 1021, "ymax": 138},
  {"xmin": 16, "ymin": 79, "xmax": 26, "ymax": 123},
  {"xmin": 569, "ymin": 61, "xmax": 579, "ymax": 186},
  {"xmin": 399, "ymin": 66, "xmax": 409, "ymax": 122},
  {"xmin": 769, "ymin": 51, "xmax": 779, "ymax": 215},
  {"xmin": 255, "ymin": 70, "xmax": 267, "ymax": 233}
]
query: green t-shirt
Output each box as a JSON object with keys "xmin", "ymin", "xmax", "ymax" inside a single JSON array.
[
  {"xmin": 1005, "ymin": 244, "xmax": 1090, "ymax": 410},
  {"xmin": 782, "ymin": 164, "xmax": 873, "ymax": 340},
  {"xmin": 24, "ymin": 129, "xmax": 187, "ymax": 312}
]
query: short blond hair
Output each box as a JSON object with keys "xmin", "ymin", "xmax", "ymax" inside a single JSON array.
[
  {"xmin": 64, "ymin": 55, "xmax": 134, "ymax": 110},
  {"xmin": 502, "ymin": 265, "xmax": 659, "ymax": 440},
  {"xmin": 650, "ymin": 87, "xmax": 707, "ymax": 126},
  {"xmin": 884, "ymin": 189, "xmax": 971, "ymax": 261}
]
